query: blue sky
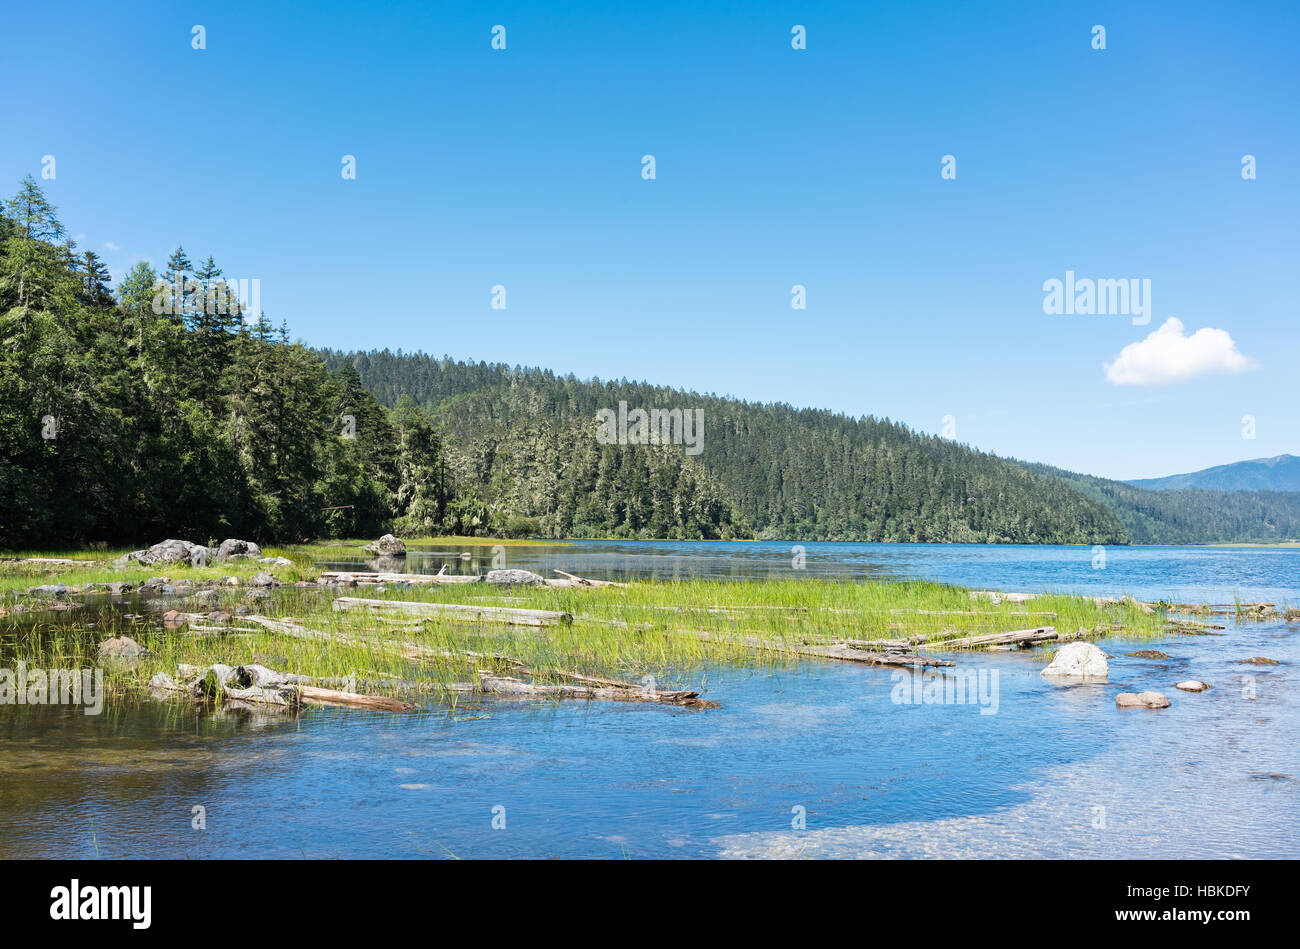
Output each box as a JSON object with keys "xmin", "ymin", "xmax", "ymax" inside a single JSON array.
[{"xmin": 3, "ymin": 0, "xmax": 1297, "ymax": 480}]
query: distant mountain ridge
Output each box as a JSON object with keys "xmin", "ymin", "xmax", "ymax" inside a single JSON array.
[{"xmin": 1126, "ymin": 454, "xmax": 1300, "ymax": 492}]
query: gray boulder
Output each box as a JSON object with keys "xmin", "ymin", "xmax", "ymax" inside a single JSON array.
[
  {"xmin": 114, "ymin": 539, "xmax": 213, "ymax": 568},
  {"xmin": 26, "ymin": 584, "xmax": 71, "ymax": 598},
  {"xmin": 484, "ymin": 569, "xmax": 546, "ymax": 587},
  {"xmin": 99, "ymin": 636, "xmax": 150, "ymax": 669},
  {"xmin": 362, "ymin": 534, "xmax": 406, "ymax": 557},
  {"xmin": 216, "ymin": 539, "xmax": 263, "ymax": 562}
]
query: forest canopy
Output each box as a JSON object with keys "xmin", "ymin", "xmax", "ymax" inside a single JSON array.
[{"xmin": 3, "ymin": 177, "xmax": 1296, "ymax": 549}]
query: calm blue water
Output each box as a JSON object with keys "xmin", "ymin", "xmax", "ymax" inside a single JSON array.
[
  {"xmin": 345, "ymin": 540, "xmax": 1300, "ymax": 605},
  {"xmin": 3, "ymin": 542, "xmax": 1297, "ymax": 858}
]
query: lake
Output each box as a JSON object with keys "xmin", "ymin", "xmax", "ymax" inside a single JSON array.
[{"xmin": 2, "ymin": 541, "xmax": 1296, "ymax": 858}]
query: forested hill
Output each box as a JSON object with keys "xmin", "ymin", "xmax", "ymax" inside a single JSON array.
[
  {"xmin": 1023, "ymin": 463, "xmax": 1300, "ymax": 546},
  {"xmin": 5, "ymin": 172, "xmax": 1289, "ymax": 549},
  {"xmin": 318, "ymin": 349, "xmax": 1130, "ymax": 544}
]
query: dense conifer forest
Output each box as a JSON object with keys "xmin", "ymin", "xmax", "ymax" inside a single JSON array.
[{"xmin": 3, "ymin": 177, "xmax": 1297, "ymax": 548}]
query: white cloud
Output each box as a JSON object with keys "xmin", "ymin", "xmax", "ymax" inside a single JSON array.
[
  {"xmin": 1104, "ymin": 317, "xmax": 1257, "ymax": 386},
  {"xmin": 102, "ymin": 241, "xmax": 121, "ymax": 251}
]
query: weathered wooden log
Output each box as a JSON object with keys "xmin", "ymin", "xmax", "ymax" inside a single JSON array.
[
  {"xmin": 678, "ymin": 629, "xmax": 953, "ymax": 668},
  {"xmin": 332, "ymin": 596, "xmax": 573, "ymax": 627},
  {"xmin": 915, "ymin": 626, "xmax": 1062, "ymax": 651},
  {"xmin": 552, "ymin": 569, "xmax": 629, "ymax": 588},
  {"xmin": 319, "ymin": 570, "xmax": 480, "ymax": 585},
  {"xmin": 475, "ymin": 675, "xmax": 715, "ymax": 708},
  {"xmin": 297, "ymin": 684, "xmax": 414, "ymax": 712}
]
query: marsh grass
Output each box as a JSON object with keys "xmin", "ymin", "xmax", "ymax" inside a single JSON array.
[
  {"xmin": 3, "ymin": 541, "xmax": 1169, "ymax": 711},
  {"xmin": 4, "ymin": 570, "xmax": 1169, "ymax": 713}
]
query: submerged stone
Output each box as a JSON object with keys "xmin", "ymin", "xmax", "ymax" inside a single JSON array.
[{"xmin": 1116, "ymin": 691, "xmax": 1170, "ymax": 709}]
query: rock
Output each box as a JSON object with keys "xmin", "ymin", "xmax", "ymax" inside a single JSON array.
[
  {"xmin": 98, "ymin": 636, "xmax": 150, "ymax": 668},
  {"xmin": 1120, "ymin": 595, "xmax": 1156, "ymax": 614},
  {"xmin": 362, "ymin": 534, "xmax": 406, "ymax": 557},
  {"xmin": 1041, "ymin": 641, "xmax": 1109, "ymax": 680},
  {"xmin": 230, "ymin": 664, "xmax": 289, "ymax": 688},
  {"xmin": 196, "ymin": 664, "xmax": 237, "ymax": 695},
  {"xmin": 484, "ymin": 569, "xmax": 547, "ymax": 587},
  {"xmin": 1238, "ymin": 656, "xmax": 1280, "ymax": 665},
  {"xmin": 113, "ymin": 539, "xmax": 213, "ymax": 568},
  {"xmin": 1175, "ymin": 680, "xmax": 1211, "ymax": 692},
  {"xmin": 1116, "ymin": 691, "xmax": 1171, "ymax": 709},
  {"xmin": 258, "ymin": 556, "xmax": 292, "ymax": 566},
  {"xmin": 162, "ymin": 609, "xmax": 186, "ymax": 627},
  {"xmin": 216, "ymin": 539, "xmax": 263, "ymax": 562},
  {"xmin": 206, "ymin": 611, "xmax": 232, "ymax": 624},
  {"xmin": 193, "ymin": 589, "xmax": 219, "ymax": 607},
  {"xmin": 25, "ymin": 583, "xmax": 71, "ymax": 597},
  {"xmin": 245, "ymin": 589, "xmax": 270, "ymax": 603},
  {"xmin": 335, "ymin": 573, "xmax": 357, "ymax": 587},
  {"xmin": 222, "ymin": 576, "xmax": 241, "ymax": 586},
  {"xmin": 1125, "ymin": 650, "xmax": 1169, "ymax": 659},
  {"xmin": 234, "ymin": 605, "xmax": 250, "ymax": 616},
  {"xmin": 249, "ymin": 572, "xmax": 281, "ymax": 588}
]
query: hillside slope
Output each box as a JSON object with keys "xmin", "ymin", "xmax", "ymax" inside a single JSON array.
[
  {"xmin": 1027, "ymin": 463, "xmax": 1300, "ymax": 545},
  {"xmin": 320, "ymin": 350, "xmax": 1130, "ymax": 544}
]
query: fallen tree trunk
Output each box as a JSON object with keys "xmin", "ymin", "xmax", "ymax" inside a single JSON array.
[
  {"xmin": 297, "ymin": 684, "xmax": 414, "ymax": 712},
  {"xmin": 474, "ymin": 675, "xmax": 715, "ymax": 708},
  {"xmin": 333, "ymin": 596, "xmax": 572, "ymax": 627},
  {"xmin": 677, "ymin": 628, "xmax": 953, "ymax": 668},
  {"xmin": 317, "ymin": 569, "xmax": 480, "ymax": 585},
  {"xmin": 552, "ymin": 569, "xmax": 629, "ymax": 588},
  {"xmin": 914, "ymin": 626, "xmax": 1063, "ymax": 651}
]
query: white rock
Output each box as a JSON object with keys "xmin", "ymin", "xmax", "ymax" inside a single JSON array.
[
  {"xmin": 1175, "ymin": 680, "xmax": 1211, "ymax": 692},
  {"xmin": 1041, "ymin": 641, "xmax": 1109, "ymax": 680}
]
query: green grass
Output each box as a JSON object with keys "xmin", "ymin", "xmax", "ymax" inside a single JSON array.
[{"xmin": 2, "ymin": 560, "xmax": 1170, "ymax": 711}]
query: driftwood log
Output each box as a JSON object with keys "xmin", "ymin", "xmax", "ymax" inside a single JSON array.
[
  {"xmin": 677, "ymin": 629, "xmax": 954, "ymax": 668},
  {"xmin": 332, "ymin": 596, "xmax": 572, "ymax": 627}
]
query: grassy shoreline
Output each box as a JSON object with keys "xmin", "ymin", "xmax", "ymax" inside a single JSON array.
[{"xmin": 2, "ymin": 542, "xmax": 1175, "ymax": 711}]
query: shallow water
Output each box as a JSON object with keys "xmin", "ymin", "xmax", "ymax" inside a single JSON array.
[
  {"xmin": 2, "ymin": 542, "xmax": 1296, "ymax": 858},
  {"xmin": 335, "ymin": 540, "xmax": 1300, "ymax": 605}
]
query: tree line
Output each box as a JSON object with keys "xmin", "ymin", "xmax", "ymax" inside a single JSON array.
[
  {"xmin": 7, "ymin": 175, "xmax": 1292, "ymax": 549},
  {"xmin": 0, "ymin": 177, "xmax": 449, "ymax": 548}
]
